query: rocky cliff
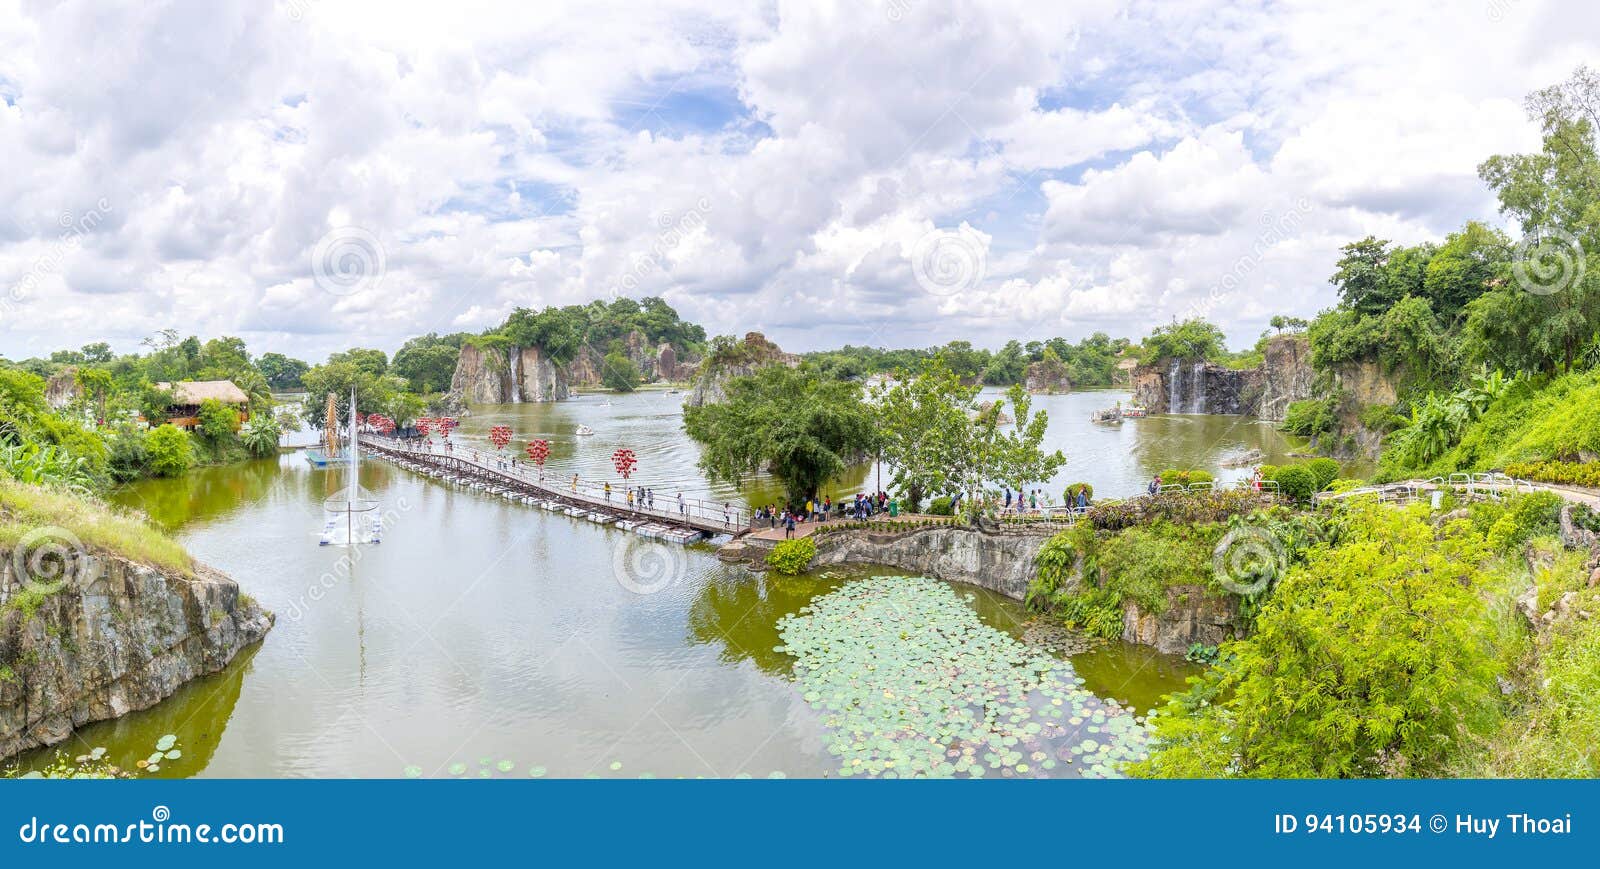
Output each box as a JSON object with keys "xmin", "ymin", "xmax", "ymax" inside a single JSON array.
[
  {"xmin": 807, "ymin": 524, "xmax": 1052, "ymax": 600},
  {"xmin": 1, "ymin": 549, "xmax": 272, "ymax": 760},
  {"xmin": 449, "ymin": 343, "xmax": 569, "ymax": 404},
  {"xmin": 1121, "ymin": 586, "xmax": 1239, "ymax": 654},
  {"xmin": 1132, "ymin": 335, "xmax": 1313, "ymax": 419},
  {"xmin": 686, "ymin": 332, "xmax": 799, "ymax": 407},
  {"xmin": 1023, "ymin": 359, "xmax": 1071, "ymax": 393}
]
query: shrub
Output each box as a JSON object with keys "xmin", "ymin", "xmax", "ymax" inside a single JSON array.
[
  {"xmin": 195, "ymin": 398, "xmax": 240, "ymax": 444},
  {"xmin": 1359, "ymin": 403, "xmax": 1407, "ymax": 434},
  {"xmin": 1486, "ymin": 491, "xmax": 1564, "ymax": 553},
  {"xmin": 1132, "ymin": 502, "xmax": 1507, "ymax": 779},
  {"xmin": 1063, "ymin": 482, "xmax": 1093, "ymax": 502},
  {"xmin": 1282, "ymin": 398, "xmax": 1336, "ymax": 436},
  {"xmin": 765, "ymin": 537, "xmax": 817, "ymax": 575},
  {"xmin": 106, "ymin": 424, "xmax": 151, "ymax": 482},
  {"xmin": 1158, "ymin": 469, "xmax": 1213, "ymax": 486},
  {"xmin": 927, "ymin": 496, "xmax": 953, "ymax": 516},
  {"xmin": 144, "ymin": 425, "xmax": 194, "ymax": 477},
  {"xmin": 1505, "ymin": 460, "xmax": 1600, "ymax": 488},
  {"xmin": 1085, "ymin": 489, "xmax": 1265, "ymax": 531},
  {"xmin": 239, "ymin": 416, "xmax": 282, "ymax": 458},
  {"xmin": 1305, "ymin": 458, "xmax": 1340, "ymax": 491},
  {"xmin": 1273, "ymin": 466, "xmax": 1315, "ymax": 502}
]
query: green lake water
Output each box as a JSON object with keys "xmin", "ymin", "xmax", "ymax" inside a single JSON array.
[{"xmin": 2, "ymin": 389, "xmax": 1316, "ymax": 779}]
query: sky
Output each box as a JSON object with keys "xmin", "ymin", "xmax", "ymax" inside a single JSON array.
[{"xmin": 1, "ymin": 0, "xmax": 1597, "ymax": 363}]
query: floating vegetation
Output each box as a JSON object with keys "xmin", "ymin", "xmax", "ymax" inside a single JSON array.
[
  {"xmin": 776, "ymin": 576, "xmax": 1152, "ymax": 779},
  {"xmin": 9, "ymin": 734, "xmax": 185, "ymax": 780}
]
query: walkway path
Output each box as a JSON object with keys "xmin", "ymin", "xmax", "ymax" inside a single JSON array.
[{"xmin": 360, "ymin": 435, "xmax": 747, "ymax": 536}]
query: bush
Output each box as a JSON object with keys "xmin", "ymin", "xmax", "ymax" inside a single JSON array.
[
  {"xmin": 927, "ymin": 496, "xmax": 953, "ymax": 516},
  {"xmin": 765, "ymin": 537, "xmax": 817, "ymax": 575},
  {"xmin": 1282, "ymin": 398, "xmax": 1336, "ymax": 436},
  {"xmin": 1359, "ymin": 403, "xmax": 1407, "ymax": 434},
  {"xmin": 195, "ymin": 398, "xmax": 240, "ymax": 445},
  {"xmin": 1486, "ymin": 491, "xmax": 1564, "ymax": 554},
  {"xmin": 1305, "ymin": 458, "xmax": 1341, "ymax": 492},
  {"xmin": 1062, "ymin": 482, "xmax": 1093, "ymax": 502},
  {"xmin": 1505, "ymin": 460, "xmax": 1600, "ymax": 489},
  {"xmin": 239, "ymin": 416, "xmax": 282, "ymax": 458},
  {"xmin": 1158, "ymin": 469, "xmax": 1213, "ymax": 486},
  {"xmin": 106, "ymin": 424, "xmax": 151, "ymax": 482},
  {"xmin": 144, "ymin": 425, "xmax": 194, "ymax": 477},
  {"xmin": 1086, "ymin": 489, "xmax": 1265, "ymax": 531},
  {"xmin": 1273, "ymin": 466, "xmax": 1316, "ymax": 502}
]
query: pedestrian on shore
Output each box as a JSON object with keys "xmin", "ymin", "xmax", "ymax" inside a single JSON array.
[{"xmin": 1147, "ymin": 475, "xmax": 1161, "ymax": 496}]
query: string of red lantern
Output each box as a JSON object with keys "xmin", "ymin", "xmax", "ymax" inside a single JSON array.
[
  {"xmin": 436, "ymin": 417, "xmax": 458, "ymax": 438},
  {"xmin": 489, "ymin": 425, "xmax": 513, "ymax": 449},
  {"xmin": 525, "ymin": 439, "xmax": 549, "ymax": 467},
  {"xmin": 611, "ymin": 448, "xmax": 637, "ymax": 480},
  {"xmin": 415, "ymin": 417, "xmax": 433, "ymax": 436}
]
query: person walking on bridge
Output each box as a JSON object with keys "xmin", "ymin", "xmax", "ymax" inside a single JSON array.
[
  {"xmin": 677, "ymin": 491, "xmax": 686, "ymax": 519},
  {"xmin": 604, "ymin": 481, "xmax": 611, "ymax": 502}
]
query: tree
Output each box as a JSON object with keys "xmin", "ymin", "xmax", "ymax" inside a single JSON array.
[
  {"xmin": 1140, "ymin": 318, "xmax": 1227, "ymax": 363},
  {"xmin": 299, "ymin": 360, "xmax": 396, "ymax": 428},
  {"xmin": 195, "ymin": 398, "xmax": 240, "ymax": 446},
  {"xmin": 1132, "ymin": 503, "xmax": 1505, "ymax": 778},
  {"xmin": 1269, "ymin": 315, "xmax": 1309, "ymax": 333},
  {"xmin": 967, "ymin": 385, "xmax": 1065, "ymax": 499},
  {"xmin": 144, "ymin": 424, "xmax": 194, "ymax": 477},
  {"xmin": 256, "ymin": 352, "xmax": 310, "ymax": 390},
  {"xmin": 1422, "ymin": 221, "xmax": 1509, "ymax": 321},
  {"xmin": 74, "ymin": 366, "xmax": 114, "ymax": 421},
  {"xmin": 872, "ymin": 357, "xmax": 979, "ymax": 509},
  {"xmin": 391, "ymin": 333, "xmax": 464, "ymax": 393},
  {"xmin": 326, "ymin": 347, "xmax": 389, "ymax": 377},
  {"xmin": 601, "ymin": 350, "xmax": 641, "ymax": 392},
  {"xmin": 1330, "ymin": 236, "xmax": 1398, "ymax": 316},
  {"xmin": 80, "ymin": 342, "xmax": 113, "ymax": 364},
  {"xmin": 683, "ymin": 365, "xmax": 877, "ymax": 503},
  {"xmin": 239, "ymin": 415, "xmax": 282, "ymax": 458}
]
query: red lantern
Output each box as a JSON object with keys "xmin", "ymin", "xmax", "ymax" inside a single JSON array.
[
  {"xmin": 415, "ymin": 417, "xmax": 433, "ymax": 436},
  {"xmin": 376, "ymin": 415, "xmax": 396, "ymax": 434},
  {"xmin": 489, "ymin": 425, "xmax": 513, "ymax": 449},
  {"xmin": 437, "ymin": 417, "xmax": 459, "ymax": 438},
  {"xmin": 525, "ymin": 439, "xmax": 549, "ymax": 467},
  {"xmin": 611, "ymin": 448, "xmax": 637, "ymax": 480}
]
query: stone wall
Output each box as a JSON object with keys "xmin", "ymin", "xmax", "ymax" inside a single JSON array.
[
  {"xmin": 0, "ymin": 552, "xmax": 273, "ymax": 760},
  {"xmin": 1121, "ymin": 586, "xmax": 1239, "ymax": 655},
  {"xmin": 1131, "ymin": 335, "xmax": 1313, "ymax": 419},
  {"xmin": 804, "ymin": 524, "xmax": 1056, "ymax": 600}
]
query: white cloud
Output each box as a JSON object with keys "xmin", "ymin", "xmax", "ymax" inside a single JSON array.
[{"xmin": 0, "ymin": 0, "xmax": 1595, "ymax": 362}]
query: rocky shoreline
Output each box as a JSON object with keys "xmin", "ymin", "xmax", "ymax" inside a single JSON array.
[{"xmin": 0, "ymin": 551, "xmax": 272, "ymax": 760}]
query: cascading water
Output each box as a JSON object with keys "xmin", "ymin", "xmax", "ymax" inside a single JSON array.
[
  {"xmin": 1168, "ymin": 360, "xmax": 1181, "ymax": 414},
  {"xmin": 509, "ymin": 347, "xmax": 523, "ymax": 403},
  {"xmin": 1190, "ymin": 361, "xmax": 1206, "ymax": 414}
]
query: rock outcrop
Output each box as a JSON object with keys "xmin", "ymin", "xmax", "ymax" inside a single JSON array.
[
  {"xmin": 448, "ymin": 343, "xmax": 569, "ymax": 404},
  {"xmin": 1120, "ymin": 586, "xmax": 1239, "ymax": 655},
  {"xmin": 1023, "ymin": 359, "xmax": 1071, "ymax": 393},
  {"xmin": 44, "ymin": 368, "xmax": 80, "ymax": 410},
  {"xmin": 1131, "ymin": 335, "xmax": 1313, "ymax": 419},
  {"xmin": 686, "ymin": 332, "xmax": 799, "ymax": 407},
  {"xmin": 1, "ymin": 551, "xmax": 272, "ymax": 760},
  {"xmin": 806, "ymin": 524, "xmax": 1053, "ymax": 600}
]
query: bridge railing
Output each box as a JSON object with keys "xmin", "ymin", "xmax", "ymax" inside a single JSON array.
[{"xmin": 363, "ymin": 436, "xmax": 748, "ymax": 530}]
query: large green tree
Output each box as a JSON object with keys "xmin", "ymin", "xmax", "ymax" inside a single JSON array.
[{"xmin": 683, "ymin": 365, "xmax": 876, "ymax": 503}]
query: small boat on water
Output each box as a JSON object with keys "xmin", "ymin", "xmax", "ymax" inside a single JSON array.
[
  {"xmin": 575, "ymin": 424, "xmax": 595, "ymax": 436},
  {"xmin": 1091, "ymin": 400, "xmax": 1145, "ymax": 424},
  {"xmin": 1123, "ymin": 405, "xmax": 1149, "ymax": 418}
]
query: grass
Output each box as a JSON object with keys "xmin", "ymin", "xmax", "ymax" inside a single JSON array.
[{"xmin": 0, "ymin": 478, "xmax": 193, "ymax": 578}]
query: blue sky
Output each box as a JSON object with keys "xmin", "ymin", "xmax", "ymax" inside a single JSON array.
[{"xmin": 1, "ymin": 0, "xmax": 1596, "ymax": 364}]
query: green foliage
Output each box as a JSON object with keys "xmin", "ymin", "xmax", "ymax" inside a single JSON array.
[
  {"xmin": 105, "ymin": 424, "xmax": 150, "ymax": 483},
  {"xmin": 1063, "ymin": 482, "xmax": 1093, "ymax": 502},
  {"xmin": 498, "ymin": 297, "xmax": 704, "ymax": 366},
  {"xmin": 143, "ymin": 425, "xmax": 194, "ymax": 477},
  {"xmin": 1359, "ymin": 403, "xmax": 1407, "ymax": 434},
  {"xmin": 927, "ymin": 496, "xmax": 953, "ymax": 516},
  {"xmin": 255, "ymin": 352, "xmax": 309, "ymax": 390},
  {"xmin": 1505, "ymin": 460, "xmax": 1600, "ymax": 488},
  {"xmin": 195, "ymin": 398, "xmax": 239, "ymax": 445},
  {"xmin": 1138, "ymin": 318, "xmax": 1227, "ymax": 364},
  {"xmin": 1157, "ymin": 469, "xmax": 1213, "ymax": 486},
  {"xmin": 765, "ymin": 537, "xmax": 817, "ymax": 575},
  {"xmin": 1085, "ymin": 489, "xmax": 1266, "ymax": 531},
  {"xmin": 0, "ymin": 443, "xmax": 94, "ymax": 492},
  {"xmin": 390, "ymin": 333, "xmax": 465, "ymax": 393},
  {"xmin": 1272, "ymin": 465, "xmax": 1315, "ymax": 502},
  {"xmin": 1133, "ymin": 502, "xmax": 1507, "ymax": 778},
  {"xmin": 600, "ymin": 350, "xmax": 641, "ymax": 392},
  {"xmin": 1305, "ymin": 458, "xmax": 1341, "ymax": 491},
  {"xmin": 1281, "ymin": 398, "xmax": 1336, "ymax": 436},
  {"xmin": 1485, "ymin": 491, "xmax": 1564, "ymax": 553},
  {"xmin": 684, "ymin": 365, "xmax": 877, "ymax": 503},
  {"xmin": 0, "ymin": 478, "xmax": 192, "ymax": 576},
  {"xmin": 239, "ymin": 415, "xmax": 282, "ymax": 458}
]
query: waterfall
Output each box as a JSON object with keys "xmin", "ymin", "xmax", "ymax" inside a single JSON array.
[
  {"xmin": 509, "ymin": 347, "xmax": 523, "ymax": 404},
  {"xmin": 1190, "ymin": 361, "xmax": 1207, "ymax": 414},
  {"xmin": 1168, "ymin": 359, "xmax": 1181, "ymax": 414}
]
